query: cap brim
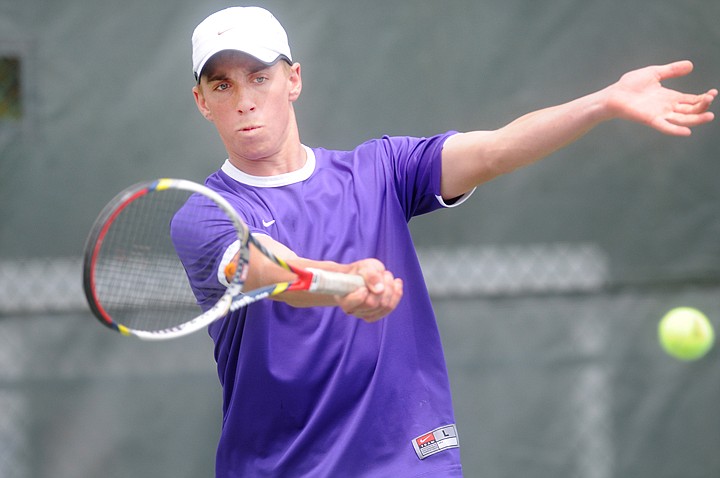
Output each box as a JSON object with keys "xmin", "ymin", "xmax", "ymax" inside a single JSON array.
[{"xmin": 195, "ymin": 49, "xmax": 291, "ymax": 82}]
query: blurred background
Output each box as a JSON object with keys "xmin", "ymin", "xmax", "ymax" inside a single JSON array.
[{"xmin": 1, "ymin": 0, "xmax": 719, "ymax": 476}]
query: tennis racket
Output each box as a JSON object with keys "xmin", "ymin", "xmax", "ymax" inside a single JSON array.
[{"xmin": 82, "ymin": 178, "xmax": 365, "ymax": 340}]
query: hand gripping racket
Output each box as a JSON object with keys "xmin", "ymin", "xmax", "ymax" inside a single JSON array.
[{"xmin": 82, "ymin": 178, "xmax": 365, "ymax": 340}]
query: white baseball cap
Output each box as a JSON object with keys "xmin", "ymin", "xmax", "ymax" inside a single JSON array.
[{"xmin": 191, "ymin": 6, "xmax": 293, "ymax": 82}]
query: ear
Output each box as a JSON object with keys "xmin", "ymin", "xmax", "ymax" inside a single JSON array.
[
  {"xmin": 288, "ymin": 63, "xmax": 302, "ymax": 102},
  {"xmin": 193, "ymin": 85, "xmax": 213, "ymax": 122}
]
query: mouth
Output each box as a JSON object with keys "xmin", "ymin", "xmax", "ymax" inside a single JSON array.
[{"xmin": 239, "ymin": 125, "xmax": 262, "ymax": 133}]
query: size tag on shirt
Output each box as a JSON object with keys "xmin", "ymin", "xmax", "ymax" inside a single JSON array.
[{"xmin": 412, "ymin": 424, "xmax": 459, "ymax": 460}]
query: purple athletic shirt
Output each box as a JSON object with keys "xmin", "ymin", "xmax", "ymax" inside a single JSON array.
[{"xmin": 173, "ymin": 133, "xmax": 469, "ymax": 477}]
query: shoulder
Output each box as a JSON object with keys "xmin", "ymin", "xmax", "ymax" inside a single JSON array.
[
  {"xmin": 310, "ymin": 134, "xmax": 448, "ymax": 166},
  {"xmin": 325, "ymin": 132, "xmax": 459, "ymax": 162}
]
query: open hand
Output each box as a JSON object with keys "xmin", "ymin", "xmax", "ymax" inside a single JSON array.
[{"xmin": 606, "ymin": 60, "xmax": 716, "ymax": 136}]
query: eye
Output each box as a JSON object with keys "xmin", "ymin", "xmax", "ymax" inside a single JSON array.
[
  {"xmin": 254, "ymin": 76, "xmax": 268, "ymax": 85},
  {"xmin": 215, "ymin": 82, "xmax": 231, "ymax": 91}
]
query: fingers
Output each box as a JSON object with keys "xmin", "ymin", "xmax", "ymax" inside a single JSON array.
[
  {"xmin": 655, "ymin": 60, "xmax": 695, "ymax": 81},
  {"xmin": 667, "ymin": 110, "xmax": 715, "ymax": 128},
  {"xmin": 339, "ymin": 261, "xmax": 404, "ymax": 322},
  {"xmin": 655, "ymin": 88, "xmax": 717, "ymax": 136},
  {"xmin": 650, "ymin": 117, "xmax": 693, "ymax": 137},
  {"xmin": 675, "ymin": 90, "xmax": 717, "ymax": 113},
  {"xmin": 652, "ymin": 111, "xmax": 713, "ymax": 136},
  {"xmin": 347, "ymin": 276, "xmax": 404, "ymax": 323}
]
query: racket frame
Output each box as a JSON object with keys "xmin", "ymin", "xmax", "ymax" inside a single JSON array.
[
  {"xmin": 83, "ymin": 179, "xmax": 249, "ymax": 340},
  {"xmin": 83, "ymin": 178, "xmax": 365, "ymax": 340}
]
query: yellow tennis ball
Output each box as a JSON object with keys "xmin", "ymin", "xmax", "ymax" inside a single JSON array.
[{"xmin": 658, "ymin": 307, "xmax": 715, "ymax": 361}]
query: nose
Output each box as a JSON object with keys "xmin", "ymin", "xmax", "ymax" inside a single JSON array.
[{"xmin": 234, "ymin": 88, "xmax": 256, "ymax": 114}]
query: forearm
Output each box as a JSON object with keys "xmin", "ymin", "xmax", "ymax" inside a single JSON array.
[
  {"xmin": 498, "ymin": 91, "xmax": 611, "ymax": 161},
  {"xmin": 441, "ymin": 89, "xmax": 611, "ymax": 198},
  {"xmin": 243, "ymin": 240, "xmax": 352, "ymax": 308},
  {"xmin": 268, "ymin": 258, "xmax": 356, "ymax": 308},
  {"xmin": 240, "ymin": 237, "xmax": 399, "ymax": 316}
]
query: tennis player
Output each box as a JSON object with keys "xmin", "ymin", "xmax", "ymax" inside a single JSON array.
[{"xmin": 179, "ymin": 6, "xmax": 716, "ymax": 477}]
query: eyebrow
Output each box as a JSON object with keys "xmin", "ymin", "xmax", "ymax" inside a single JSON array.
[
  {"xmin": 205, "ymin": 72, "xmax": 230, "ymax": 83},
  {"xmin": 204, "ymin": 63, "xmax": 272, "ymax": 84}
]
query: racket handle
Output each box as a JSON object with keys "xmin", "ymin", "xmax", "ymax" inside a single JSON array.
[{"xmin": 306, "ymin": 268, "xmax": 366, "ymax": 295}]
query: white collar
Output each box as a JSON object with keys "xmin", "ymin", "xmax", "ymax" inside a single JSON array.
[{"xmin": 221, "ymin": 145, "xmax": 315, "ymax": 187}]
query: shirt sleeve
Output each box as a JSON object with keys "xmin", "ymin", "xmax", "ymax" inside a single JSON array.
[
  {"xmin": 380, "ymin": 131, "xmax": 474, "ymax": 220},
  {"xmin": 170, "ymin": 193, "xmax": 239, "ymax": 310}
]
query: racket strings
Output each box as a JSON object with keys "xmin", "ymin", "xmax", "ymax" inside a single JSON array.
[{"xmin": 93, "ymin": 189, "xmax": 204, "ymax": 331}]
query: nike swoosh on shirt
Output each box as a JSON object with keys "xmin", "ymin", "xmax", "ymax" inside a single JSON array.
[
  {"xmin": 262, "ymin": 219, "xmax": 276, "ymax": 227},
  {"xmin": 417, "ymin": 434, "xmax": 435, "ymax": 445}
]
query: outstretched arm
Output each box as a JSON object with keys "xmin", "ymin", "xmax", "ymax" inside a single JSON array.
[{"xmin": 441, "ymin": 60, "xmax": 717, "ymax": 199}]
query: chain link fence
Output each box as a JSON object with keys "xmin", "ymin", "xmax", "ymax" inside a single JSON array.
[{"xmin": 0, "ymin": 244, "xmax": 608, "ymax": 315}]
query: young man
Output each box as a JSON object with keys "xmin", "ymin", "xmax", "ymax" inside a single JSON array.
[{"xmin": 179, "ymin": 6, "xmax": 716, "ymax": 477}]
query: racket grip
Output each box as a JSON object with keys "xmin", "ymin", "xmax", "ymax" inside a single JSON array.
[{"xmin": 306, "ymin": 268, "xmax": 366, "ymax": 295}]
